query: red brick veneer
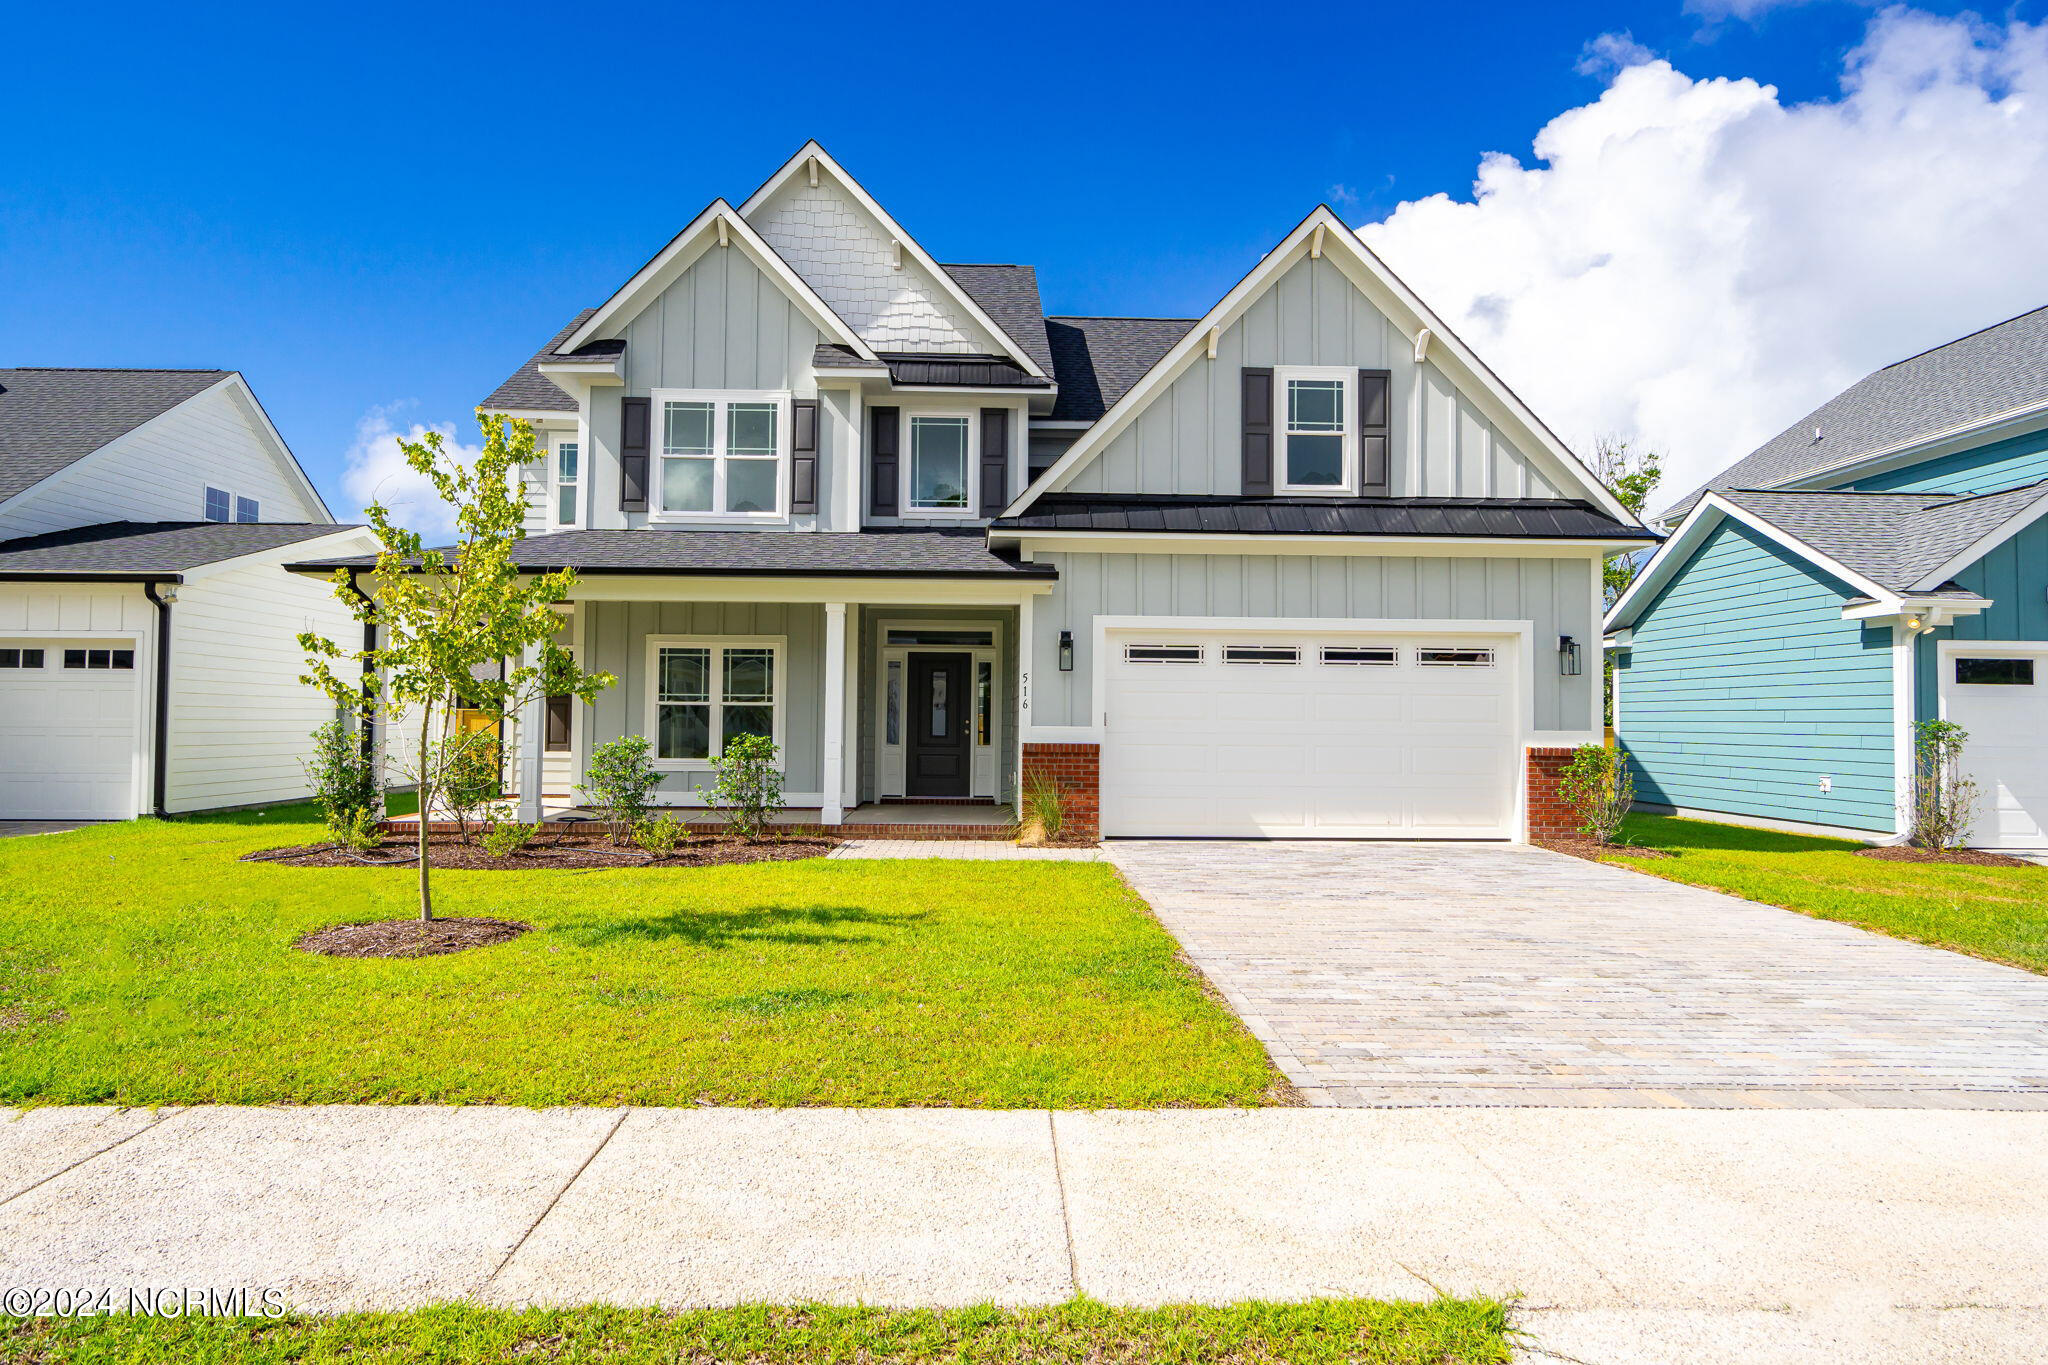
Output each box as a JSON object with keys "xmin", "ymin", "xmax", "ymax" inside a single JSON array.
[
  {"xmin": 1021, "ymin": 742, "xmax": 1100, "ymax": 843},
  {"xmin": 1524, "ymin": 746, "xmax": 1580, "ymax": 839}
]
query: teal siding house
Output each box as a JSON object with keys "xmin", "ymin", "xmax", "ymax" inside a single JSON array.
[{"xmin": 1607, "ymin": 307, "xmax": 2048, "ymax": 850}]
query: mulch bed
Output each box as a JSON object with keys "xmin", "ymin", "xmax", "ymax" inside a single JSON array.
[
  {"xmin": 296, "ymin": 916, "xmax": 530, "ymax": 958},
  {"xmin": 1856, "ymin": 846, "xmax": 2040, "ymax": 868},
  {"xmin": 246, "ymin": 833, "xmax": 840, "ymax": 871},
  {"xmin": 1536, "ymin": 836, "xmax": 1673, "ymax": 862}
]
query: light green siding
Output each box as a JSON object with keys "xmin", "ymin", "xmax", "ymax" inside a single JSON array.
[
  {"xmin": 1914, "ymin": 512, "xmax": 2048, "ymax": 719},
  {"xmin": 1849, "ymin": 428, "xmax": 2048, "ymax": 495},
  {"xmin": 1618, "ymin": 518, "xmax": 1898, "ymax": 832}
]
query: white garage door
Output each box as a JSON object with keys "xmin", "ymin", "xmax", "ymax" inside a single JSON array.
[
  {"xmin": 1941, "ymin": 646, "xmax": 2048, "ymax": 850},
  {"xmin": 1100, "ymin": 628, "xmax": 1520, "ymax": 838},
  {"xmin": 0, "ymin": 641, "xmax": 139, "ymax": 821}
]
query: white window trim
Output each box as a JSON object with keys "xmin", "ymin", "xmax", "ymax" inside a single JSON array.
[
  {"xmin": 550, "ymin": 432, "xmax": 583, "ymax": 529},
  {"xmin": 643, "ymin": 635, "xmax": 786, "ymax": 771},
  {"xmin": 649, "ymin": 389, "xmax": 792, "ymax": 523},
  {"xmin": 902, "ymin": 410, "xmax": 979, "ymax": 519},
  {"xmin": 203, "ymin": 485, "xmax": 260, "ymax": 524},
  {"xmin": 1273, "ymin": 366, "xmax": 1356, "ymax": 495}
]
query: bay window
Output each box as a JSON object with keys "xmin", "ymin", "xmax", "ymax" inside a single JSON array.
[
  {"xmin": 1275, "ymin": 368, "xmax": 1354, "ymax": 492},
  {"xmin": 654, "ymin": 392, "xmax": 787, "ymax": 518},
  {"xmin": 648, "ymin": 638, "xmax": 782, "ymax": 766}
]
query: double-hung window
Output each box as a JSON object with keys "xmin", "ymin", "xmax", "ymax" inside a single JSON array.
[
  {"xmin": 552, "ymin": 437, "xmax": 581, "ymax": 527},
  {"xmin": 907, "ymin": 414, "xmax": 971, "ymax": 512},
  {"xmin": 649, "ymin": 639, "xmax": 781, "ymax": 766},
  {"xmin": 1274, "ymin": 368, "xmax": 1354, "ymax": 492},
  {"xmin": 655, "ymin": 392, "xmax": 786, "ymax": 518}
]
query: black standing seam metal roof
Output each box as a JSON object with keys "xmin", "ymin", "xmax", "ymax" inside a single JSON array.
[
  {"xmin": 990, "ymin": 494, "xmax": 1658, "ymax": 541},
  {"xmin": 0, "ymin": 521, "xmax": 361, "ymax": 576},
  {"xmin": 287, "ymin": 529, "xmax": 1057, "ymax": 579},
  {"xmin": 0, "ymin": 368, "xmax": 233, "ymax": 504}
]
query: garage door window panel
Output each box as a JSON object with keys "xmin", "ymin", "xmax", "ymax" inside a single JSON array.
[
  {"xmin": 1224, "ymin": 645, "xmax": 1301, "ymax": 665},
  {"xmin": 1125, "ymin": 644, "xmax": 1204, "ymax": 664},
  {"xmin": 1956, "ymin": 658, "xmax": 2036, "ymax": 686},
  {"xmin": 0, "ymin": 649, "xmax": 46, "ymax": 669}
]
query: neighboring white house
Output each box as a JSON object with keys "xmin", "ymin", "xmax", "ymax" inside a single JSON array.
[
  {"xmin": 291, "ymin": 142, "xmax": 1655, "ymax": 840},
  {"xmin": 0, "ymin": 368, "xmax": 375, "ymax": 820}
]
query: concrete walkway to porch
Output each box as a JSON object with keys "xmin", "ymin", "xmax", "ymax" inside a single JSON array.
[{"xmin": 3, "ymin": 1104, "xmax": 2044, "ymax": 1363}]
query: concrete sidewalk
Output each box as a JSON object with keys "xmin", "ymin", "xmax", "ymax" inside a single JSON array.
[{"xmin": 3, "ymin": 1106, "xmax": 2046, "ymax": 1362}]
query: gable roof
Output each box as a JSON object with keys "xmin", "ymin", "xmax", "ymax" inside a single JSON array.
[
  {"xmin": 1044, "ymin": 317, "xmax": 1196, "ymax": 421},
  {"xmin": 1012, "ymin": 206, "xmax": 1638, "ymax": 524},
  {"xmin": 941, "ymin": 265, "xmax": 1054, "ymax": 377},
  {"xmin": 738, "ymin": 143, "xmax": 1048, "ymax": 379},
  {"xmin": 0, "ymin": 520, "xmax": 361, "ymax": 578},
  {"xmin": 1664, "ymin": 303, "xmax": 2048, "ymax": 519},
  {"xmin": 0, "ymin": 368, "xmax": 231, "ymax": 504},
  {"xmin": 479, "ymin": 311, "xmax": 591, "ymax": 413}
]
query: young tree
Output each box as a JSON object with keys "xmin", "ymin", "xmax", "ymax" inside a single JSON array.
[
  {"xmin": 299, "ymin": 414, "xmax": 614, "ymax": 921},
  {"xmin": 1591, "ymin": 435, "xmax": 1664, "ymax": 606}
]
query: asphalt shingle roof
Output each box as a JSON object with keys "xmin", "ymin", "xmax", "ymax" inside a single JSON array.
[
  {"xmin": 478, "ymin": 312, "xmax": 593, "ymax": 413},
  {"xmin": 940, "ymin": 265, "xmax": 1053, "ymax": 376},
  {"xmin": 993, "ymin": 493, "xmax": 1655, "ymax": 541},
  {"xmin": 1043, "ymin": 317, "xmax": 1197, "ymax": 422},
  {"xmin": 0, "ymin": 368, "xmax": 230, "ymax": 504},
  {"xmin": 0, "ymin": 521, "xmax": 354, "ymax": 576},
  {"xmin": 1667, "ymin": 304, "xmax": 2048, "ymax": 518},
  {"xmin": 290, "ymin": 529, "xmax": 1055, "ymax": 579},
  {"xmin": 1717, "ymin": 480, "xmax": 2048, "ymax": 590}
]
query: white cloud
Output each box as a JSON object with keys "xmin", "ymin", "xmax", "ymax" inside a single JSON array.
[
  {"xmin": 1685, "ymin": 0, "xmax": 1832, "ymax": 21},
  {"xmin": 1577, "ymin": 32, "xmax": 1656, "ymax": 77},
  {"xmin": 1358, "ymin": 7, "xmax": 2048, "ymax": 506},
  {"xmin": 340, "ymin": 405, "xmax": 481, "ymax": 541}
]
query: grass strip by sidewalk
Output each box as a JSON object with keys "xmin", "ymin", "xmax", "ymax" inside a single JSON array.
[
  {"xmin": 1597, "ymin": 813, "xmax": 2048, "ymax": 974},
  {"xmin": 0, "ymin": 1299, "xmax": 1515, "ymax": 1364}
]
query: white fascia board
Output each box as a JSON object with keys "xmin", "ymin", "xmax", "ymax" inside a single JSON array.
[
  {"xmin": 1603, "ymin": 628, "xmax": 1633, "ymax": 649},
  {"xmin": 1907, "ymin": 484, "xmax": 2048, "ymax": 590},
  {"xmin": 998, "ymin": 530, "xmax": 1646, "ymax": 558},
  {"xmin": 1842, "ymin": 597, "xmax": 1989, "ymax": 624},
  {"xmin": 1779, "ymin": 400, "xmax": 2048, "ymax": 492},
  {"xmin": 737, "ymin": 142, "xmax": 1048, "ymax": 379},
  {"xmin": 1007, "ymin": 205, "xmax": 1641, "ymax": 526},
  {"xmin": 536, "ymin": 357, "xmax": 624, "ymax": 385},
  {"xmin": 561, "ymin": 198, "xmax": 876, "ymax": 361}
]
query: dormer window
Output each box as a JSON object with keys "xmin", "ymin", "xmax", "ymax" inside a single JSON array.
[
  {"xmin": 653, "ymin": 391, "xmax": 788, "ymax": 519},
  {"xmin": 1276, "ymin": 368, "xmax": 1353, "ymax": 493}
]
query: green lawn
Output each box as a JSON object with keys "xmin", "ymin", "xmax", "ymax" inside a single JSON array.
[
  {"xmin": 0, "ymin": 1300, "xmax": 1514, "ymax": 1365},
  {"xmin": 0, "ymin": 808, "xmax": 1279, "ymax": 1108},
  {"xmin": 1597, "ymin": 814, "xmax": 2048, "ymax": 973}
]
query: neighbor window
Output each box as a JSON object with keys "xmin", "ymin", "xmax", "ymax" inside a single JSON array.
[
  {"xmin": 203, "ymin": 486, "xmax": 231, "ymax": 522},
  {"xmin": 62, "ymin": 648, "xmax": 134, "ymax": 670},
  {"xmin": 1956, "ymin": 657, "xmax": 2036, "ymax": 686},
  {"xmin": 553, "ymin": 439, "xmax": 581, "ymax": 526},
  {"xmin": 235, "ymin": 496, "xmax": 260, "ymax": 523},
  {"xmin": 650, "ymin": 641, "xmax": 780, "ymax": 764},
  {"xmin": 909, "ymin": 414, "xmax": 971, "ymax": 511},
  {"xmin": 1276, "ymin": 369, "xmax": 1352, "ymax": 492},
  {"xmin": 655, "ymin": 394, "xmax": 785, "ymax": 517},
  {"xmin": 0, "ymin": 649, "xmax": 46, "ymax": 668}
]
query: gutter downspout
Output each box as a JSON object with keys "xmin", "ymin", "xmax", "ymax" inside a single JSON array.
[
  {"xmin": 142, "ymin": 582, "xmax": 174, "ymax": 819},
  {"xmin": 345, "ymin": 570, "xmax": 380, "ymax": 808}
]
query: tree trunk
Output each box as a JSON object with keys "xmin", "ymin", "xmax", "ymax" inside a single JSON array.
[{"xmin": 417, "ymin": 708, "xmax": 434, "ymax": 922}]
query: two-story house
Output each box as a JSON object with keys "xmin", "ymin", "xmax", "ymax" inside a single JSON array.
[
  {"xmin": 301, "ymin": 143, "xmax": 1652, "ymax": 840},
  {"xmin": 1607, "ymin": 306, "xmax": 2048, "ymax": 850},
  {"xmin": 0, "ymin": 368, "xmax": 374, "ymax": 821}
]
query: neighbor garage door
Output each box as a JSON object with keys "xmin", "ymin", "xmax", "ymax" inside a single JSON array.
[
  {"xmin": 1100, "ymin": 627, "xmax": 1519, "ymax": 839},
  {"xmin": 0, "ymin": 641, "xmax": 139, "ymax": 820},
  {"xmin": 1940, "ymin": 645, "xmax": 2048, "ymax": 850}
]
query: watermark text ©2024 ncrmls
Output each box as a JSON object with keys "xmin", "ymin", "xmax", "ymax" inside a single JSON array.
[{"xmin": 3, "ymin": 1286, "xmax": 290, "ymax": 1318}]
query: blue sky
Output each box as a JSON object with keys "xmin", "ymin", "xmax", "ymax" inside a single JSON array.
[{"xmin": 5, "ymin": 0, "xmax": 2045, "ymax": 517}]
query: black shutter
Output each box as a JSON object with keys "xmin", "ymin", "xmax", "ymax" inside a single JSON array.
[
  {"xmin": 869, "ymin": 406, "xmax": 899, "ymax": 516},
  {"xmin": 790, "ymin": 399, "xmax": 819, "ymax": 514},
  {"xmin": 979, "ymin": 408, "xmax": 1009, "ymax": 517},
  {"xmin": 1358, "ymin": 369, "xmax": 1391, "ymax": 494},
  {"xmin": 1241, "ymin": 367, "xmax": 1274, "ymax": 496},
  {"xmin": 620, "ymin": 396, "xmax": 651, "ymax": 512}
]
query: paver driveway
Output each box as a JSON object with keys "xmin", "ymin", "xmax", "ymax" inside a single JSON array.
[{"xmin": 1108, "ymin": 840, "xmax": 2048, "ymax": 1108}]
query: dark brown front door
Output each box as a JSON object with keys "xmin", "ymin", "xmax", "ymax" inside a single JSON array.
[{"xmin": 906, "ymin": 653, "xmax": 971, "ymax": 798}]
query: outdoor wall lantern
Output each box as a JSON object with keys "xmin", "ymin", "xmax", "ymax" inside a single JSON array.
[
  {"xmin": 1558, "ymin": 634, "xmax": 1582, "ymax": 676},
  {"xmin": 1058, "ymin": 630, "xmax": 1074, "ymax": 672}
]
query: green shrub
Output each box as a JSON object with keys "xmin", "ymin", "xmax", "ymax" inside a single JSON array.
[
  {"xmin": 303, "ymin": 719, "xmax": 379, "ymax": 842},
  {"xmin": 480, "ymin": 821, "xmax": 537, "ymax": 859},
  {"xmin": 710, "ymin": 734, "xmax": 784, "ymax": 843},
  {"xmin": 333, "ymin": 808, "xmax": 384, "ymax": 854},
  {"xmin": 631, "ymin": 815, "xmax": 686, "ymax": 858},
  {"xmin": 1558, "ymin": 743, "xmax": 1634, "ymax": 845},
  {"xmin": 580, "ymin": 735, "xmax": 661, "ymax": 844},
  {"xmin": 1911, "ymin": 718, "xmax": 1980, "ymax": 850}
]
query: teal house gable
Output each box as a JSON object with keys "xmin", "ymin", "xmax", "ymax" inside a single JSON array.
[{"xmin": 1851, "ymin": 427, "xmax": 2048, "ymax": 496}]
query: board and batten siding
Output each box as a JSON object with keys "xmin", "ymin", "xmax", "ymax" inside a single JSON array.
[
  {"xmin": 581, "ymin": 600, "xmax": 826, "ymax": 799},
  {"xmin": 1061, "ymin": 255, "xmax": 1563, "ymax": 501},
  {"xmin": 1848, "ymin": 427, "xmax": 2048, "ymax": 496},
  {"xmin": 0, "ymin": 385, "xmax": 325, "ymax": 539},
  {"xmin": 1913, "ymin": 511, "xmax": 2048, "ymax": 719},
  {"xmin": 1617, "ymin": 518, "xmax": 1898, "ymax": 833},
  {"xmin": 1028, "ymin": 551, "xmax": 1598, "ymax": 733},
  {"xmin": 577, "ymin": 243, "xmax": 840, "ymax": 532}
]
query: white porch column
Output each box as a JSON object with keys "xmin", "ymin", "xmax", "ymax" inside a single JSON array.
[
  {"xmin": 515, "ymin": 641, "xmax": 545, "ymax": 823},
  {"xmin": 821, "ymin": 602, "xmax": 849, "ymax": 824}
]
